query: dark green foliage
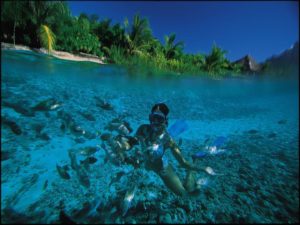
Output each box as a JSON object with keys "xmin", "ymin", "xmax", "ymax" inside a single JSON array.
[
  {"xmin": 2, "ymin": 1, "xmax": 70, "ymax": 48},
  {"xmin": 163, "ymin": 33, "xmax": 184, "ymax": 60},
  {"xmin": 1, "ymin": 1, "xmax": 27, "ymax": 45},
  {"xmin": 26, "ymin": 1, "xmax": 68, "ymax": 47},
  {"xmin": 202, "ymin": 43, "xmax": 230, "ymax": 76},
  {"xmin": 106, "ymin": 45, "xmax": 126, "ymax": 64},
  {"xmin": 228, "ymin": 63, "xmax": 243, "ymax": 75},
  {"xmin": 124, "ymin": 14, "xmax": 154, "ymax": 56},
  {"xmin": 93, "ymin": 19, "xmax": 126, "ymax": 56},
  {"xmin": 56, "ymin": 17, "xmax": 101, "ymax": 55}
]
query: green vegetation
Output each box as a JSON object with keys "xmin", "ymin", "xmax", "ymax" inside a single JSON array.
[{"xmin": 1, "ymin": 1, "xmax": 249, "ymax": 78}]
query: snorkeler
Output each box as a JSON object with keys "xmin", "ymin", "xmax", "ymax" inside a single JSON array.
[
  {"xmin": 131, "ymin": 103, "xmax": 203, "ymax": 196},
  {"xmin": 101, "ymin": 103, "xmax": 205, "ymax": 216},
  {"xmin": 102, "ymin": 103, "xmax": 204, "ymax": 199}
]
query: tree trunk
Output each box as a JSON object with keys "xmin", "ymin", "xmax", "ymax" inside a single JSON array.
[
  {"xmin": 36, "ymin": 27, "xmax": 40, "ymax": 48},
  {"xmin": 13, "ymin": 20, "xmax": 16, "ymax": 46}
]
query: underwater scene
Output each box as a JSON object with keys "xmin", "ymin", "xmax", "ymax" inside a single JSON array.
[{"xmin": 1, "ymin": 49, "xmax": 299, "ymax": 223}]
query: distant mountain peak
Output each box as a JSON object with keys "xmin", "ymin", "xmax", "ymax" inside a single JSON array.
[
  {"xmin": 233, "ymin": 54, "xmax": 262, "ymax": 73},
  {"xmin": 291, "ymin": 41, "xmax": 299, "ymax": 49},
  {"xmin": 263, "ymin": 41, "xmax": 299, "ymax": 75},
  {"xmin": 265, "ymin": 41, "xmax": 299, "ymax": 63}
]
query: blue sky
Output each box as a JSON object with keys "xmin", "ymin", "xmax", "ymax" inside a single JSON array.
[{"xmin": 68, "ymin": 1, "xmax": 299, "ymax": 62}]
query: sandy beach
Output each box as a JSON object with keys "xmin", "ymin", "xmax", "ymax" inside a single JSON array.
[{"xmin": 1, "ymin": 42, "xmax": 105, "ymax": 64}]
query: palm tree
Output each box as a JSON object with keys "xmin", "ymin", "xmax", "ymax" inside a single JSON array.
[
  {"xmin": 147, "ymin": 38, "xmax": 163, "ymax": 57},
  {"xmin": 163, "ymin": 33, "xmax": 184, "ymax": 60},
  {"xmin": 27, "ymin": 1, "xmax": 66, "ymax": 27},
  {"xmin": 111, "ymin": 23, "xmax": 126, "ymax": 49},
  {"xmin": 203, "ymin": 43, "xmax": 229, "ymax": 75},
  {"xmin": 124, "ymin": 14, "xmax": 153, "ymax": 56},
  {"xmin": 26, "ymin": 1, "xmax": 66, "ymax": 47},
  {"xmin": 38, "ymin": 24, "xmax": 55, "ymax": 54},
  {"xmin": 94, "ymin": 19, "xmax": 113, "ymax": 53}
]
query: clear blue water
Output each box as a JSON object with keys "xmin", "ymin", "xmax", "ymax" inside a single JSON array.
[{"xmin": 1, "ymin": 49, "xmax": 299, "ymax": 223}]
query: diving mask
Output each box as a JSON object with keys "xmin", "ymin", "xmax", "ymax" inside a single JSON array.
[{"xmin": 149, "ymin": 111, "xmax": 167, "ymax": 125}]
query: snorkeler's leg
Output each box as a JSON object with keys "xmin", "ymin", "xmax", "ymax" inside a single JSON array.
[
  {"xmin": 158, "ymin": 164, "xmax": 187, "ymax": 196},
  {"xmin": 183, "ymin": 170, "xmax": 198, "ymax": 193}
]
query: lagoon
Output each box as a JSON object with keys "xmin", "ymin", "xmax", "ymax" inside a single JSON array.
[{"xmin": 1, "ymin": 49, "xmax": 299, "ymax": 223}]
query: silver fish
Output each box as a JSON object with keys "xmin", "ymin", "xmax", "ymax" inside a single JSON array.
[
  {"xmin": 68, "ymin": 149, "xmax": 90, "ymax": 187},
  {"xmin": 50, "ymin": 103, "xmax": 61, "ymax": 110},
  {"xmin": 208, "ymin": 146, "xmax": 226, "ymax": 155},
  {"xmin": 205, "ymin": 166, "xmax": 223, "ymax": 176},
  {"xmin": 100, "ymin": 133, "xmax": 112, "ymax": 141},
  {"xmin": 121, "ymin": 185, "xmax": 137, "ymax": 216},
  {"xmin": 79, "ymin": 147, "xmax": 98, "ymax": 156},
  {"xmin": 56, "ymin": 164, "xmax": 71, "ymax": 179}
]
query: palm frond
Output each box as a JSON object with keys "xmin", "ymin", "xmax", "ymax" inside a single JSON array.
[{"xmin": 39, "ymin": 24, "xmax": 56, "ymax": 53}]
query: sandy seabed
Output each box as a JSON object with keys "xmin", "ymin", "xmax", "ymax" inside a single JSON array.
[{"xmin": 1, "ymin": 49, "xmax": 299, "ymax": 224}]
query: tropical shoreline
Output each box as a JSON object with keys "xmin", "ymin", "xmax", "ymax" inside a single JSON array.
[{"xmin": 1, "ymin": 42, "xmax": 105, "ymax": 65}]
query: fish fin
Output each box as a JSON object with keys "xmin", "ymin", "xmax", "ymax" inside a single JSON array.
[
  {"xmin": 168, "ymin": 119, "xmax": 189, "ymax": 138},
  {"xmin": 212, "ymin": 136, "xmax": 227, "ymax": 148}
]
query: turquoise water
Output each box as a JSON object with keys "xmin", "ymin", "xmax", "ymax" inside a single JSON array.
[{"xmin": 1, "ymin": 49, "xmax": 299, "ymax": 223}]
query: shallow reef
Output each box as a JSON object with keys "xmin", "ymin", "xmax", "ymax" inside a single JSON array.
[{"xmin": 1, "ymin": 50, "xmax": 299, "ymax": 223}]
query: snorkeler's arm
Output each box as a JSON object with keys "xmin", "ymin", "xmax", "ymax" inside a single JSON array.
[
  {"xmin": 135, "ymin": 124, "xmax": 149, "ymax": 143},
  {"xmin": 169, "ymin": 139, "xmax": 199, "ymax": 171},
  {"xmin": 130, "ymin": 125, "xmax": 149, "ymax": 164}
]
